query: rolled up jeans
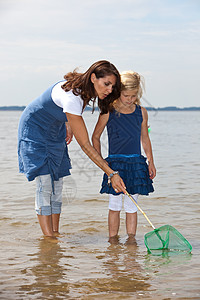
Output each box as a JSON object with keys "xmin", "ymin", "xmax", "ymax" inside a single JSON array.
[{"xmin": 35, "ymin": 174, "xmax": 63, "ymax": 215}]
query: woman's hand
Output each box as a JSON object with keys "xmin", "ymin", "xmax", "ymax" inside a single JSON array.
[
  {"xmin": 110, "ymin": 174, "xmax": 126, "ymax": 194},
  {"xmin": 65, "ymin": 122, "xmax": 73, "ymax": 144}
]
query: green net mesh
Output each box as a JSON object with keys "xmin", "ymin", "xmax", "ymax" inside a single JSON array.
[{"xmin": 144, "ymin": 225, "xmax": 192, "ymax": 255}]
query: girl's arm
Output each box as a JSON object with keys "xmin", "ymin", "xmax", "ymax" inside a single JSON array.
[
  {"xmin": 141, "ymin": 107, "xmax": 156, "ymax": 179},
  {"xmin": 92, "ymin": 113, "xmax": 109, "ymax": 157},
  {"xmin": 66, "ymin": 112, "xmax": 126, "ymax": 193}
]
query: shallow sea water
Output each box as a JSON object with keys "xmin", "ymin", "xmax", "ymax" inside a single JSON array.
[{"xmin": 0, "ymin": 110, "xmax": 200, "ymax": 299}]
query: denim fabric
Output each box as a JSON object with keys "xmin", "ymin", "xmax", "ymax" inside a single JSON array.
[{"xmin": 35, "ymin": 175, "xmax": 63, "ymax": 215}]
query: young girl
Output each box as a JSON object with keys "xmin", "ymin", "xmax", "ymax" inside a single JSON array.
[{"xmin": 92, "ymin": 71, "xmax": 156, "ymax": 242}]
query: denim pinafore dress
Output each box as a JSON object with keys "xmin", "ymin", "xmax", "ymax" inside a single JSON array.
[{"xmin": 18, "ymin": 83, "xmax": 72, "ymax": 185}]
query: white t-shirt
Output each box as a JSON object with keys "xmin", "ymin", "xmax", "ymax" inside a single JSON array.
[{"xmin": 51, "ymin": 81, "xmax": 84, "ymax": 116}]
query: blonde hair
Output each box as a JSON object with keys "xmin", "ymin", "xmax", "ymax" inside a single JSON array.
[{"xmin": 120, "ymin": 71, "xmax": 145, "ymax": 105}]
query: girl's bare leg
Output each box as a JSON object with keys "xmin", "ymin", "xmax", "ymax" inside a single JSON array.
[
  {"xmin": 126, "ymin": 212, "xmax": 137, "ymax": 236},
  {"xmin": 108, "ymin": 210, "xmax": 120, "ymax": 238}
]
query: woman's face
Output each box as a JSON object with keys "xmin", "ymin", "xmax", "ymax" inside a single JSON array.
[{"xmin": 91, "ymin": 73, "xmax": 117, "ymax": 99}]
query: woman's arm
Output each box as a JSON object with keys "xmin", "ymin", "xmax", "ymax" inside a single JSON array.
[
  {"xmin": 92, "ymin": 113, "xmax": 109, "ymax": 157},
  {"xmin": 66, "ymin": 112, "xmax": 126, "ymax": 193},
  {"xmin": 141, "ymin": 107, "xmax": 156, "ymax": 179}
]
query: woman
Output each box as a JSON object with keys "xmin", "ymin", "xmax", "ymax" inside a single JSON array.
[{"xmin": 18, "ymin": 60, "xmax": 126, "ymax": 237}]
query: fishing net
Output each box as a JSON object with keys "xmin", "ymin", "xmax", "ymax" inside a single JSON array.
[
  {"xmin": 125, "ymin": 191, "xmax": 192, "ymax": 255},
  {"xmin": 144, "ymin": 224, "xmax": 192, "ymax": 255}
]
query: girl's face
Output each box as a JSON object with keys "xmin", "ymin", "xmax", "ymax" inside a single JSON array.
[
  {"xmin": 119, "ymin": 89, "xmax": 138, "ymax": 107},
  {"xmin": 91, "ymin": 73, "xmax": 116, "ymax": 99}
]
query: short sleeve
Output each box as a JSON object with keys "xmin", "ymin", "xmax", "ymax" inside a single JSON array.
[
  {"xmin": 62, "ymin": 90, "xmax": 83, "ymax": 115},
  {"xmin": 51, "ymin": 82, "xmax": 84, "ymax": 116}
]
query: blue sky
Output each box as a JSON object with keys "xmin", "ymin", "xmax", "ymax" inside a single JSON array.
[{"xmin": 0, "ymin": 0, "xmax": 200, "ymax": 108}]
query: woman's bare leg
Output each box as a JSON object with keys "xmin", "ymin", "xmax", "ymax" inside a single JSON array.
[
  {"xmin": 52, "ymin": 213, "xmax": 60, "ymax": 234},
  {"xmin": 37, "ymin": 215, "xmax": 54, "ymax": 237}
]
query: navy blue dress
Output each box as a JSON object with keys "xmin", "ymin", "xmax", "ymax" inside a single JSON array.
[
  {"xmin": 100, "ymin": 105, "xmax": 154, "ymax": 195},
  {"xmin": 18, "ymin": 83, "xmax": 72, "ymax": 185}
]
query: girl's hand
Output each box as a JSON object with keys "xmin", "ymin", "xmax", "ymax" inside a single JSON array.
[
  {"xmin": 148, "ymin": 161, "xmax": 156, "ymax": 179},
  {"xmin": 111, "ymin": 174, "xmax": 126, "ymax": 194}
]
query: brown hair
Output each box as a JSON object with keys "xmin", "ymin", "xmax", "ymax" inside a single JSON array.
[{"xmin": 61, "ymin": 60, "xmax": 121, "ymax": 114}]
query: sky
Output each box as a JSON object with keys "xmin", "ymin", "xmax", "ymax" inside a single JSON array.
[{"xmin": 0, "ymin": 0, "xmax": 200, "ymax": 108}]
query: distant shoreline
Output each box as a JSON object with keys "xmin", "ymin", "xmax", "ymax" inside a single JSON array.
[{"xmin": 0, "ymin": 105, "xmax": 200, "ymax": 111}]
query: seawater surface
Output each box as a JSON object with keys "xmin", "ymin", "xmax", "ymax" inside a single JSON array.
[{"xmin": 0, "ymin": 110, "xmax": 199, "ymax": 300}]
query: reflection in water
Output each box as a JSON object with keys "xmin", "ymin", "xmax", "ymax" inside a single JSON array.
[
  {"xmin": 145, "ymin": 250, "xmax": 192, "ymax": 269},
  {"xmin": 102, "ymin": 241, "xmax": 150, "ymax": 293},
  {"xmin": 71, "ymin": 238, "xmax": 151, "ymax": 297},
  {"xmin": 16, "ymin": 235, "xmax": 152, "ymax": 299},
  {"xmin": 19, "ymin": 238, "xmax": 71, "ymax": 299},
  {"xmin": 143, "ymin": 251, "xmax": 194, "ymax": 298}
]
